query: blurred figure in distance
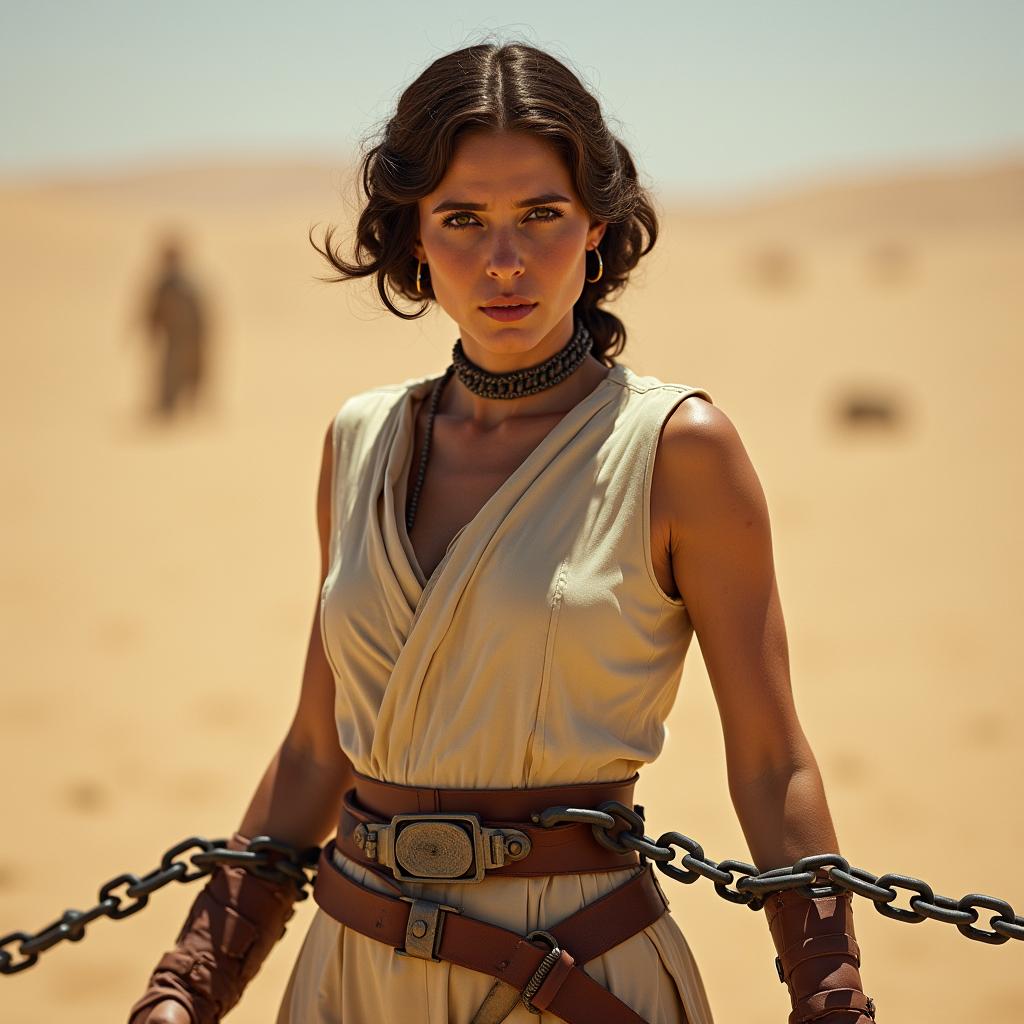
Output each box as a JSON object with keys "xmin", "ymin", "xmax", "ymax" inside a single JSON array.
[{"xmin": 141, "ymin": 233, "xmax": 210, "ymax": 420}]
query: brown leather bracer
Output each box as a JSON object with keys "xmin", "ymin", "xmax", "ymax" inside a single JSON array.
[
  {"xmin": 764, "ymin": 887, "xmax": 877, "ymax": 1023},
  {"xmin": 127, "ymin": 833, "xmax": 301, "ymax": 1024}
]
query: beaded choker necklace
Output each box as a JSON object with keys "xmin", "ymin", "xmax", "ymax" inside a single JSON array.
[
  {"xmin": 405, "ymin": 318, "xmax": 593, "ymax": 533},
  {"xmin": 451, "ymin": 316, "xmax": 592, "ymax": 399}
]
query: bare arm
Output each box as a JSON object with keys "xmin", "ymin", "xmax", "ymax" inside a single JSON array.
[
  {"xmin": 654, "ymin": 397, "xmax": 872, "ymax": 1022},
  {"xmin": 652, "ymin": 397, "xmax": 839, "ymax": 872},
  {"xmin": 133, "ymin": 421, "xmax": 354, "ymax": 1024},
  {"xmin": 235, "ymin": 418, "xmax": 355, "ymax": 850}
]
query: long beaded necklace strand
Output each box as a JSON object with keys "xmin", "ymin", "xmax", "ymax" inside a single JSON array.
[
  {"xmin": 405, "ymin": 318, "xmax": 593, "ymax": 533},
  {"xmin": 405, "ymin": 364, "xmax": 453, "ymax": 534}
]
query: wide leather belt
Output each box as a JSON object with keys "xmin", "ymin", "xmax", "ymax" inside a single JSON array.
[
  {"xmin": 336, "ymin": 769, "xmax": 643, "ymax": 883},
  {"xmin": 314, "ymin": 837, "xmax": 670, "ymax": 1022}
]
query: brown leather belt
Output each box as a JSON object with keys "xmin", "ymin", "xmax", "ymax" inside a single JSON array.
[
  {"xmin": 335, "ymin": 768, "xmax": 644, "ymax": 880},
  {"xmin": 312, "ymin": 771, "xmax": 673, "ymax": 1023}
]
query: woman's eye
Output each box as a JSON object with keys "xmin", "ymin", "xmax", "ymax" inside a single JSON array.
[
  {"xmin": 527, "ymin": 206, "xmax": 564, "ymax": 223},
  {"xmin": 439, "ymin": 206, "xmax": 565, "ymax": 231},
  {"xmin": 441, "ymin": 212, "xmax": 478, "ymax": 230}
]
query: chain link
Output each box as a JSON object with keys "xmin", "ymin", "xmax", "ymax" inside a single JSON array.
[
  {"xmin": 0, "ymin": 835, "xmax": 320, "ymax": 975},
  {"xmin": 532, "ymin": 801, "xmax": 1024, "ymax": 944},
  {"xmin": 3, "ymin": 803, "xmax": 1022, "ymax": 976}
]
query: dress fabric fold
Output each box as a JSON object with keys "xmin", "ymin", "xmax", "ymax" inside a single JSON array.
[{"xmin": 277, "ymin": 362, "xmax": 717, "ymax": 1024}]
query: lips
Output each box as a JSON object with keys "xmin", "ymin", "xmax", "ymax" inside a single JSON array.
[
  {"xmin": 480, "ymin": 295, "xmax": 536, "ymax": 308},
  {"xmin": 480, "ymin": 302, "xmax": 538, "ymax": 322}
]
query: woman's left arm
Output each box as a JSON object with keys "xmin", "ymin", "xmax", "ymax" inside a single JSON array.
[{"xmin": 652, "ymin": 396, "xmax": 877, "ymax": 1022}]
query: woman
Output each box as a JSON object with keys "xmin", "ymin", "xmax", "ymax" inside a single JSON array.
[{"xmin": 129, "ymin": 40, "xmax": 876, "ymax": 1024}]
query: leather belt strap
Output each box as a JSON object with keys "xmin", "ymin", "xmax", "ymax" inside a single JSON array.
[
  {"xmin": 314, "ymin": 839, "xmax": 670, "ymax": 1023},
  {"xmin": 348, "ymin": 767, "xmax": 641, "ymax": 818},
  {"xmin": 337, "ymin": 770, "xmax": 643, "ymax": 878},
  {"xmin": 337, "ymin": 789, "xmax": 641, "ymax": 878}
]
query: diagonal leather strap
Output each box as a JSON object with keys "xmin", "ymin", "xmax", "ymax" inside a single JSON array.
[
  {"xmin": 313, "ymin": 839, "xmax": 668, "ymax": 1023},
  {"xmin": 539, "ymin": 856, "xmax": 670, "ymax": 965}
]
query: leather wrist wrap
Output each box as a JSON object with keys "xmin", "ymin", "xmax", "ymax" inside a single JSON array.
[
  {"xmin": 764, "ymin": 887, "xmax": 877, "ymax": 1024},
  {"xmin": 127, "ymin": 832, "xmax": 301, "ymax": 1024}
]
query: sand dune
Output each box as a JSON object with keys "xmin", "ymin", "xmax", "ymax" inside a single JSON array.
[{"xmin": 1, "ymin": 152, "xmax": 1022, "ymax": 1022}]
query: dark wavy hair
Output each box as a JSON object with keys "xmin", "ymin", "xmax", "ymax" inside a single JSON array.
[{"xmin": 310, "ymin": 39, "xmax": 660, "ymax": 365}]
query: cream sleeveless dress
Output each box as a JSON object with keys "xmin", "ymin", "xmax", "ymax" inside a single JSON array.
[{"xmin": 275, "ymin": 361, "xmax": 716, "ymax": 1024}]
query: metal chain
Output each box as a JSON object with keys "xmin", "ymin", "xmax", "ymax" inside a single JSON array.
[
  {"xmin": 0, "ymin": 835, "xmax": 320, "ymax": 975},
  {"xmin": 531, "ymin": 801, "xmax": 1024, "ymax": 945},
  {"xmin": 3, "ymin": 804, "xmax": 1022, "ymax": 976}
]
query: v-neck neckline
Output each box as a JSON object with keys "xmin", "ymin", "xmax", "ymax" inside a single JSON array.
[{"xmin": 392, "ymin": 362, "xmax": 627, "ymax": 593}]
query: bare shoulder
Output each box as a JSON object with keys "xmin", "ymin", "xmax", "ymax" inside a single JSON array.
[
  {"xmin": 662, "ymin": 391, "xmax": 725, "ymax": 444},
  {"xmin": 655, "ymin": 394, "xmax": 750, "ymax": 488},
  {"xmin": 651, "ymin": 392, "xmax": 770, "ymax": 540}
]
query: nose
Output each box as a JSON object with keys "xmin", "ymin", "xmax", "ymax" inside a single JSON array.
[{"xmin": 485, "ymin": 234, "xmax": 525, "ymax": 281}]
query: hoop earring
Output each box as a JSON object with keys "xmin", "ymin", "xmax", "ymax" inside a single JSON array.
[
  {"xmin": 415, "ymin": 258, "xmax": 427, "ymax": 294},
  {"xmin": 585, "ymin": 247, "xmax": 603, "ymax": 284}
]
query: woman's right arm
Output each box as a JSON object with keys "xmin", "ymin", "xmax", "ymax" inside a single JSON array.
[
  {"xmin": 235, "ymin": 417, "xmax": 355, "ymax": 849},
  {"xmin": 130, "ymin": 417, "xmax": 354, "ymax": 1024}
]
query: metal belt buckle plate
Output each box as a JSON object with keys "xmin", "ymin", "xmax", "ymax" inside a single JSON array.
[
  {"xmin": 354, "ymin": 810, "xmax": 532, "ymax": 884},
  {"xmin": 391, "ymin": 812, "xmax": 486, "ymax": 883}
]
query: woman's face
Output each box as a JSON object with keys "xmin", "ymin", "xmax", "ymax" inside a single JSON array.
[{"xmin": 413, "ymin": 129, "xmax": 607, "ymax": 368}]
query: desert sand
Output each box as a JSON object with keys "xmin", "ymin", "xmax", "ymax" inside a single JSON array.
[{"xmin": 1, "ymin": 153, "xmax": 1022, "ymax": 1022}]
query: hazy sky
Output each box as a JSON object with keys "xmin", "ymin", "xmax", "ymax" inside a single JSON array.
[{"xmin": 2, "ymin": 0, "xmax": 1021, "ymax": 199}]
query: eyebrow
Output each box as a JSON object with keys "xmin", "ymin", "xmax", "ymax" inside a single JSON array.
[{"xmin": 431, "ymin": 192, "xmax": 571, "ymax": 214}]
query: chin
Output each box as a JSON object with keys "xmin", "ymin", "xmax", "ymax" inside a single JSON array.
[
  {"xmin": 481, "ymin": 337, "xmax": 542, "ymax": 359},
  {"xmin": 473, "ymin": 318, "xmax": 545, "ymax": 347}
]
